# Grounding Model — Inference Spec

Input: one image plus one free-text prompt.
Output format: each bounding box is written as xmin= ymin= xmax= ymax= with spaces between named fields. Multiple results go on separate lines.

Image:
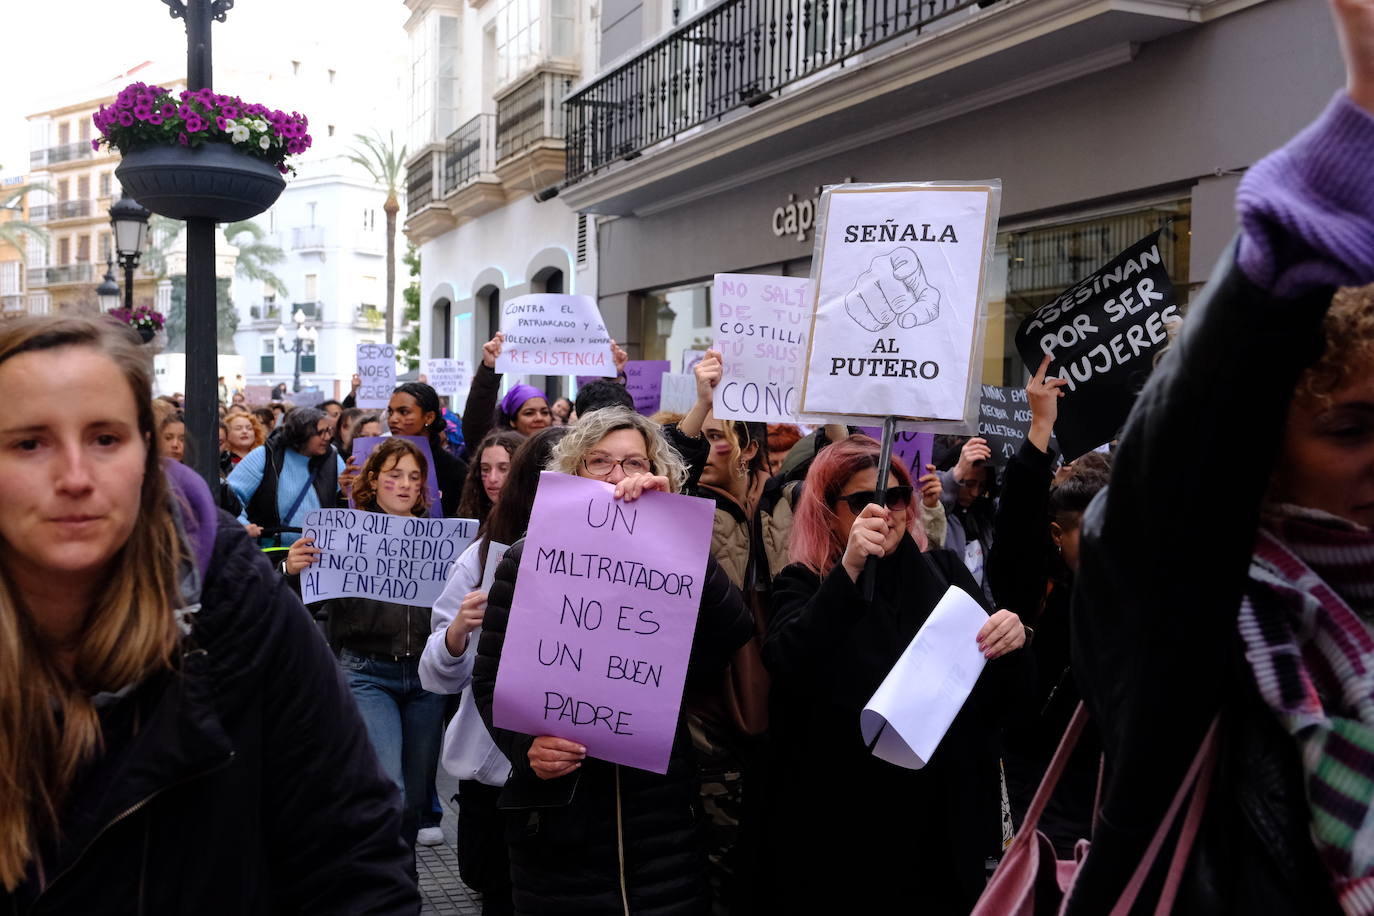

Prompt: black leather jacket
xmin=1065 ymin=244 xmax=1341 ymax=914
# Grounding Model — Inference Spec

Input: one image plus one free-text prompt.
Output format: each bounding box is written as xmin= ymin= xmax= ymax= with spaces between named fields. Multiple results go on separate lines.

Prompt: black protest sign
xmin=977 ymin=385 xmax=1059 ymax=461
xmin=1013 ymin=231 xmax=1178 ymax=460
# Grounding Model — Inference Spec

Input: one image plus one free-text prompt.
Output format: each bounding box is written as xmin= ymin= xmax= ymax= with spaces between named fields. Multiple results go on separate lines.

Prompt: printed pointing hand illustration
xmin=844 ymin=247 xmax=941 ymax=332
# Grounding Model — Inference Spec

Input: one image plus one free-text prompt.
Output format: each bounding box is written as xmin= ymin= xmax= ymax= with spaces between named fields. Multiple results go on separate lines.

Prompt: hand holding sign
xmin=286 ymin=535 xmax=322 ymax=575
xmin=842 ymin=503 xmax=895 ymax=583
xmin=845 ymin=247 xmax=941 ymax=332
xmin=693 ymin=349 xmax=722 ymax=405
xmin=529 ymin=736 xmax=586 ymax=780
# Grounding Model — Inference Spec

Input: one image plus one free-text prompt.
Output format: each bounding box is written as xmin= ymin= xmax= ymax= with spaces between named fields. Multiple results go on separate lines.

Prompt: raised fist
xmin=844 ymin=247 xmax=941 ymax=332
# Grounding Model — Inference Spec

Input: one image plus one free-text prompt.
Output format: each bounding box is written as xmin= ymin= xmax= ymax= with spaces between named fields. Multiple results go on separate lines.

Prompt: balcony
xmin=1 ymin=294 xmax=24 ymax=314
xmin=31 ymin=199 xmax=94 ymax=223
xmin=250 ymin=303 xmax=281 ymax=321
xmin=355 ymin=303 xmax=383 ymax=327
xmin=442 ymin=114 xmax=504 ymax=222
xmin=291 ymin=226 xmax=329 ymax=251
xmin=560 ymin=0 xmax=1247 ymax=215
xmin=292 ymin=301 xmax=321 ymax=320
xmin=29 ymin=263 xmax=95 ymax=286
xmin=31 ymin=141 xmax=95 ymax=170
xmin=495 ymin=68 xmax=576 ymax=192
xmin=404 ymin=147 xmax=458 ymax=243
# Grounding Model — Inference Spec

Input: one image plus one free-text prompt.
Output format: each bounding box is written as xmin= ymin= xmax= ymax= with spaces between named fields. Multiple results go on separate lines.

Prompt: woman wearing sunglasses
xmin=471 ymin=407 xmax=752 ymax=916
xmin=762 ymin=434 xmax=1028 ymax=913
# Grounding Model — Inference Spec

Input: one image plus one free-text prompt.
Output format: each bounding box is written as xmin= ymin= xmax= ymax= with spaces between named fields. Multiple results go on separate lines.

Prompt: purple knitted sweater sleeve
xmin=1236 ymin=92 xmax=1374 ymax=297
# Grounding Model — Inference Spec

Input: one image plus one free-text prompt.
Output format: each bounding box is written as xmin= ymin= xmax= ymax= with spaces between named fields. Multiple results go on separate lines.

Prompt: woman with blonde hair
xmin=219 ymin=409 xmax=267 ymax=474
xmin=0 ymin=315 xmax=415 ymax=912
xmin=471 ymin=406 xmax=752 ymax=915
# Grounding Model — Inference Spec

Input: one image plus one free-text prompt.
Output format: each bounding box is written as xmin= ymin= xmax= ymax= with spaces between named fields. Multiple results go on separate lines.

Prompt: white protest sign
xmin=860 ymin=586 xmax=988 ymax=769
xmin=658 ymin=372 xmax=698 ymax=414
xmin=713 ymin=273 xmax=808 ymax=423
xmin=300 ymin=508 xmax=479 ymax=606
xmin=357 ymin=343 xmax=397 ymax=409
xmin=480 ymin=542 xmax=510 ymax=593
xmin=800 ymin=183 xmax=1000 ymax=426
xmin=496 ymin=294 xmax=616 ymax=377
xmin=681 ymin=349 xmax=708 ymax=374
xmin=425 ymin=358 xmax=469 ymax=397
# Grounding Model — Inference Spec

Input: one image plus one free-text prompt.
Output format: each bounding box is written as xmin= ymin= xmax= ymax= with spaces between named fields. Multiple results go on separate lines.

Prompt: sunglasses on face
xmin=836 ymin=485 xmax=914 ymax=514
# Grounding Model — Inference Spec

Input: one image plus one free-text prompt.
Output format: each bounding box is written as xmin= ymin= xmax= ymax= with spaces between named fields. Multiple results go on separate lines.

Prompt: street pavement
xmin=418 ymin=767 xmax=484 ymax=916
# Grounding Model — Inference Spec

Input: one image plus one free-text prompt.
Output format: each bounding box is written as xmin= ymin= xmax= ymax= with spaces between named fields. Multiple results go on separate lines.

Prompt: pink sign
xmin=349 ymin=435 xmax=445 ymax=518
xmin=493 ymin=472 xmax=714 ymax=774
xmin=858 ymin=428 xmax=937 ymax=476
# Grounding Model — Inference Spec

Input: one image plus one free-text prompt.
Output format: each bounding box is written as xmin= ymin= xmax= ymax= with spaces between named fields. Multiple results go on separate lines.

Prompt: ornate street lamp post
xmin=109 ymin=194 xmax=150 ymax=311
xmin=275 ymin=309 xmax=318 ymax=393
xmin=96 ymin=258 xmax=120 ymax=312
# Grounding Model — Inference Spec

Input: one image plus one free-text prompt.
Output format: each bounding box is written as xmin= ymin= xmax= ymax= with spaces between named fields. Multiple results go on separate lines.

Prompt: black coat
xmin=1065 ymin=244 xmax=1341 ymax=915
xmin=988 ymin=439 xmax=1099 ymax=855
xmin=762 ymin=538 xmax=1030 ymax=914
xmin=4 ymin=512 xmax=418 ymax=915
xmin=472 ymin=539 xmax=752 ymax=916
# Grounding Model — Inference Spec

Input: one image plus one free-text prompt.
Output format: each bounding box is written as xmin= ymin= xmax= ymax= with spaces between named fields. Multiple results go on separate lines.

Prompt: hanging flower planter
xmin=108 ymin=305 xmax=165 ymax=344
xmin=95 ymin=82 xmax=312 ymax=223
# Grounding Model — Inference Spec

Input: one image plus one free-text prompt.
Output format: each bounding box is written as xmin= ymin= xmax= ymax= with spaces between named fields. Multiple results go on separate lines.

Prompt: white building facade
xmin=405 ymin=0 xmax=599 ymax=403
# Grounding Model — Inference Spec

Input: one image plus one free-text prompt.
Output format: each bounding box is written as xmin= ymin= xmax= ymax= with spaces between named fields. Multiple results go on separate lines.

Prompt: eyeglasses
xmin=582 ymin=454 xmax=652 ymax=478
xmin=313 ymin=427 xmax=334 ymax=439
xmin=836 ymin=485 xmax=914 ymax=514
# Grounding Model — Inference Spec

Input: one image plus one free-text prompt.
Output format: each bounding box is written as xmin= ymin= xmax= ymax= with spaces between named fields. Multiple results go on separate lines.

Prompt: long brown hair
xmin=351 ymin=437 xmax=431 ymax=516
xmin=0 ymin=316 xmax=183 ymax=891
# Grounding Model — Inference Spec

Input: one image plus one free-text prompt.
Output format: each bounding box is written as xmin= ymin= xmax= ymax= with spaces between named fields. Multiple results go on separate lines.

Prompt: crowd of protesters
xmin=1 ymin=3 xmax=1372 ymax=913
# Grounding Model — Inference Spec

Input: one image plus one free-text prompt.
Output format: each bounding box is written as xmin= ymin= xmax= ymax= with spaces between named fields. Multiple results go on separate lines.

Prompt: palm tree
xmin=223 ymin=221 xmax=288 ymax=299
xmin=0 ymin=183 xmax=51 ymax=263
xmin=346 ymin=130 xmax=406 ymax=345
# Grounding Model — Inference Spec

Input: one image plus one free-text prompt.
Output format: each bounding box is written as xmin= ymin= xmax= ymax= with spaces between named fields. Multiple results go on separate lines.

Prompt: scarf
xmin=1239 ymin=504 xmax=1374 ymax=913
xmin=499 ymin=384 xmax=544 ymax=422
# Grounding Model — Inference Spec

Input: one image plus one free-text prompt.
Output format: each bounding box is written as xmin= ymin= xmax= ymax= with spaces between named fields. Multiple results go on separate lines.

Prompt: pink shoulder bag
xmin=972 ymin=703 xmax=1220 ymax=916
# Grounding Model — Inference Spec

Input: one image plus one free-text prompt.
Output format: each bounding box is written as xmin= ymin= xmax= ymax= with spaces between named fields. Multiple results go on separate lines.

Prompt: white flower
xmin=231 ymin=125 xmax=251 ymax=144
xmin=223 ymin=118 xmax=237 ymax=131
xmin=259 ymin=135 xmax=271 ymax=150
xmin=252 ymin=119 xmax=268 ymax=133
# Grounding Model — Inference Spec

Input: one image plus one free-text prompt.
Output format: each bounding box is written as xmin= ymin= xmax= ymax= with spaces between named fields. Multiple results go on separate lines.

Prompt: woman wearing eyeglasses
xmin=762 ymin=434 xmax=1029 ymax=914
xmin=227 ymin=406 xmax=344 ymax=547
xmin=471 ymin=407 xmax=752 ymax=916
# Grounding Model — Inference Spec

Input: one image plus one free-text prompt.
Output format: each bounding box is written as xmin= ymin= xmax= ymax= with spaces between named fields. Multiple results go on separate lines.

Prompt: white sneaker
xmin=416 ymin=826 xmax=444 ymax=847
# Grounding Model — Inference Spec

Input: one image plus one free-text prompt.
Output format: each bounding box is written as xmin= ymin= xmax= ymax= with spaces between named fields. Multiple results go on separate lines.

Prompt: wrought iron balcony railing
xmin=30 ymin=141 xmax=96 ymax=169
xmin=565 ymin=0 xmax=984 ymax=183
xmin=444 ymin=114 xmax=496 ymax=193
xmin=497 ymin=70 xmax=574 ymax=164
xmin=32 ymin=199 xmax=93 ymax=222
xmin=407 ymin=152 xmax=435 ymax=215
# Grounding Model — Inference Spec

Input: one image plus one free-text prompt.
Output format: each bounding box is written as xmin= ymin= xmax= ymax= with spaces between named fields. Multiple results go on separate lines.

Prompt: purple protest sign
xmin=493 ymin=472 xmax=714 ymax=774
xmin=349 ymin=435 xmax=445 ymax=518
xmin=858 ymin=428 xmax=936 ymax=475
xmin=624 ymin=360 xmax=671 ymax=415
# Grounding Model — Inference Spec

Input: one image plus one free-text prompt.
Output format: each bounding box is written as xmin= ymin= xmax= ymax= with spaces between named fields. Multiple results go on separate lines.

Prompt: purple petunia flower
xmin=185 ymin=114 xmax=206 ymax=132
xmin=133 ymin=105 xmax=152 ymax=120
xmin=117 ymin=111 xmax=134 ymax=127
xmin=91 ymin=139 xmax=101 ymax=151
xmin=300 ymin=134 xmax=312 ymax=148
xmin=221 ymin=104 xmax=239 ymax=119
xmin=178 ymin=132 xmax=189 ymax=146
xmin=215 ymin=116 xmax=227 ymax=131
xmin=148 ymin=114 xmax=164 ymax=126
xmin=180 ymin=90 xmax=192 ymax=101
xmin=161 ymin=103 xmax=177 ymax=117
xmin=178 ymin=104 xmax=193 ymax=120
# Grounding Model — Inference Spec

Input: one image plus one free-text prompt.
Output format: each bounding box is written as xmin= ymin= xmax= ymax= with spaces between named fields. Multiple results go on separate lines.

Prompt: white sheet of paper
xmin=712 ymin=273 xmax=809 ymax=424
xmin=658 ymin=372 xmax=698 ymax=414
xmin=860 ymin=585 xmax=988 ymax=769
xmin=496 ymin=294 xmax=615 ymax=377
xmin=801 ymin=184 xmax=996 ymax=423
xmin=480 ymin=542 xmax=510 ymax=593
xmin=425 ymin=358 xmax=468 ymax=396
xmin=357 ymin=343 xmax=396 ymax=409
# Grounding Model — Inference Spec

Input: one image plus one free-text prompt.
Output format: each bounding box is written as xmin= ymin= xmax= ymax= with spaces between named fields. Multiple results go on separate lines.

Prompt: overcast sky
xmin=0 ymin=0 xmax=409 ymax=179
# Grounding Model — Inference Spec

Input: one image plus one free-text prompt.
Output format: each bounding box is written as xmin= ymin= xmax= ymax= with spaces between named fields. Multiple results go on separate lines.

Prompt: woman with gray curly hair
xmin=471 ymin=406 xmax=752 ymax=916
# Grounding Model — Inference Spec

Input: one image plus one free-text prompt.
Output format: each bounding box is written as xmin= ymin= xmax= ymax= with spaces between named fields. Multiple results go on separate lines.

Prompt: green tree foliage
xmin=397 ymin=244 xmax=421 ymax=370
xmin=346 ymin=130 xmax=406 ymax=345
xmin=164 ymin=276 xmax=237 ymax=354
xmin=0 ymin=183 xmax=50 ymax=262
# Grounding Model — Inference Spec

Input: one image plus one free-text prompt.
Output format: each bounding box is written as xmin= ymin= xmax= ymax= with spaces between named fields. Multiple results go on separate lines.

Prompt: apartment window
xmin=57 ymin=179 xmax=69 ymax=202
xmin=57 ymin=237 xmax=70 ymax=265
xmin=436 ymin=15 xmax=460 ymax=136
xmin=304 ymin=274 xmax=318 ymax=302
xmin=79 ymin=119 xmax=90 ymax=142
xmin=260 ymin=338 xmax=275 ymax=374
xmin=0 ymin=262 xmax=20 ymax=296
xmin=99 ymin=232 xmax=112 ymax=262
xmin=360 ymin=275 xmax=379 ymax=305
xmin=58 ymin=122 xmax=70 ymax=146
xmin=301 ymin=338 xmax=317 ymax=374
xmin=496 ymin=0 xmax=541 ymax=86
xmin=363 ymin=209 xmax=375 ymax=231
xmin=263 ymin=281 xmax=277 ymax=307
xmin=76 ymin=235 xmax=90 ymax=263
xmin=99 ymin=172 xmax=112 ymax=198
xmin=408 ymin=13 xmax=463 ymax=149
xmin=77 ymin=175 xmax=90 ymax=200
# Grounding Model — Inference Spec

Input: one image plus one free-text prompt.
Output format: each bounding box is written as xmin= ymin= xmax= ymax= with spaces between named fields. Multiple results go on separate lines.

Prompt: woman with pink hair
xmin=762 ymin=434 xmax=1029 ymax=913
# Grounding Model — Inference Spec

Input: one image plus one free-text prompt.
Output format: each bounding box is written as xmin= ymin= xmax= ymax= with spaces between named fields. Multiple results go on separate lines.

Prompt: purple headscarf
xmin=500 ymin=384 xmax=546 ymax=422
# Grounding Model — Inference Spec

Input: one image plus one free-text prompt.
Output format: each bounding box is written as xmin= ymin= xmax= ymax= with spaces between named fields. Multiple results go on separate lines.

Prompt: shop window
xmin=986 ymin=200 xmax=1192 ymax=386
xmin=640 ymin=281 xmax=713 ymax=364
